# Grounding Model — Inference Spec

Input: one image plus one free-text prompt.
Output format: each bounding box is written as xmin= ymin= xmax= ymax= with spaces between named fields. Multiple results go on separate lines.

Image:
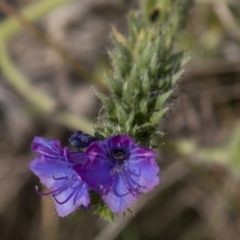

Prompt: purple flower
xmin=80 ymin=135 xmax=160 ymax=213
xmin=29 ymin=137 xmax=90 ymax=217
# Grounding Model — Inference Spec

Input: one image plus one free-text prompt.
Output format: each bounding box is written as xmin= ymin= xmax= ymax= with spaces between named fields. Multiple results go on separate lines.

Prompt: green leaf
xmin=155 ymin=90 xmax=173 ymax=109
xmin=139 ymin=43 xmax=153 ymax=71
xmin=140 ymin=99 xmax=148 ymax=115
xmin=116 ymin=102 xmax=129 ymax=125
xmin=97 ymin=205 xmax=114 ymax=223
xmin=108 ymin=51 xmax=128 ymax=79
xmin=127 ymin=12 xmax=139 ymax=45
xmin=105 ymin=75 xmax=123 ymax=98
xmin=150 ymin=108 xmax=168 ymax=125
xmin=171 ymin=69 xmax=184 ymax=84
xmin=94 ymin=90 xmax=117 ymax=119
xmin=129 ymin=64 xmax=139 ymax=91
xmin=112 ymin=35 xmax=132 ymax=67
xmin=122 ymin=81 xmax=132 ymax=100
xmin=149 ymin=52 xmax=158 ymax=76
xmin=141 ymin=71 xmax=150 ymax=94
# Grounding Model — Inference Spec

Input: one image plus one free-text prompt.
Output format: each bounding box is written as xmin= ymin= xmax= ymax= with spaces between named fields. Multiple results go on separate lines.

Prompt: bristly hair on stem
xmin=94 ymin=0 xmax=193 ymax=147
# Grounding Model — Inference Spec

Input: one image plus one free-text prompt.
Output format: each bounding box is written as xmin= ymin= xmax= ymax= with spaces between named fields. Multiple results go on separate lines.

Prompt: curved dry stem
xmin=0 ymin=0 xmax=73 ymax=41
xmin=213 ymin=1 xmax=240 ymax=44
xmin=0 ymin=43 xmax=93 ymax=134
xmin=0 ymin=0 xmax=105 ymax=90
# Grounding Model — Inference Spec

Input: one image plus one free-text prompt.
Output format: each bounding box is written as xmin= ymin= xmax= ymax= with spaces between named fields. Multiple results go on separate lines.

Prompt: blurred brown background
xmin=0 ymin=0 xmax=240 ymax=240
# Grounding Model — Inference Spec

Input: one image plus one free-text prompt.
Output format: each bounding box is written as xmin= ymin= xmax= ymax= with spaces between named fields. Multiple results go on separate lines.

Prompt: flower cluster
xmin=29 ymin=132 xmax=160 ymax=217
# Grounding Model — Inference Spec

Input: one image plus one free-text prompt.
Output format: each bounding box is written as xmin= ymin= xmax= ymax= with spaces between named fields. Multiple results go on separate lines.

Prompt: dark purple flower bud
xmin=69 ymin=131 xmax=97 ymax=149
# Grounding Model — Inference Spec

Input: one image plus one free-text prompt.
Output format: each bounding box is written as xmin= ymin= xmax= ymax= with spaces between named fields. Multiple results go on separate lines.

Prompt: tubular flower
xmin=29 ymin=137 xmax=90 ymax=217
xmin=81 ymin=135 xmax=160 ymax=213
